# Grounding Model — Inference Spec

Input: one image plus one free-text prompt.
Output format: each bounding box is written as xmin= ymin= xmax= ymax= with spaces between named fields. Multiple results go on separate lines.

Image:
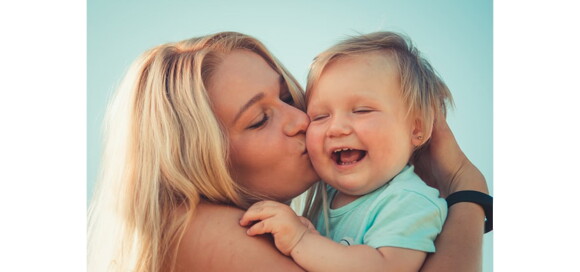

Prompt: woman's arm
xmin=175 ymin=201 xmax=305 ymax=272
xmin=413 ymin=113 xmax=489 ymax=272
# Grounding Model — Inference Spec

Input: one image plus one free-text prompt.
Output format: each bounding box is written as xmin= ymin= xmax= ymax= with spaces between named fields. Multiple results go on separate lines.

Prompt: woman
xmin=88 ymin=32 xmax=489 ymax=272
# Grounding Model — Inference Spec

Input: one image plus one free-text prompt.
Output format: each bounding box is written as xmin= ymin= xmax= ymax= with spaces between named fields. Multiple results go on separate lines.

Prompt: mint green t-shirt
xmin=315 ymin=165 xmax=447 ymax=252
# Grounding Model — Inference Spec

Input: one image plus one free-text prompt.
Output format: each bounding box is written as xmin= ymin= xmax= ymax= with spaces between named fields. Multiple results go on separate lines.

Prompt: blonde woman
xmin=88 ymin=32 xmax=489 ymax=271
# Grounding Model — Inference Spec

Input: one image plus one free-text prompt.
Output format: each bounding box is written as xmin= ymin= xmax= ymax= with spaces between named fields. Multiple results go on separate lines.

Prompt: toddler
xmin=241 ymin=31 xmax=452 ymax=272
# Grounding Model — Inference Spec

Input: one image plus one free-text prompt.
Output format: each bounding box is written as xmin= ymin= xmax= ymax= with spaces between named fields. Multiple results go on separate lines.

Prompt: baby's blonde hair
xmin=303 ymin=31 xmax=453 ymax=229
xmin=306 ymin=31 xmax=453 ymax=141
xmin=88 ymin=32 xmax=306 ymax=272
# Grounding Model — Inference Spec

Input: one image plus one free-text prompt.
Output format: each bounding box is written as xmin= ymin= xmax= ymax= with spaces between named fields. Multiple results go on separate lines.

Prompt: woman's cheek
xmin=228 ymin=135 xmax=265 ymax=172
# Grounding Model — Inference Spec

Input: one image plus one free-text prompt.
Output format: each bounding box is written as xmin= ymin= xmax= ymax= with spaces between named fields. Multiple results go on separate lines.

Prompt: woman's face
xmin=207 ymin=49 xmax=319 ymax=202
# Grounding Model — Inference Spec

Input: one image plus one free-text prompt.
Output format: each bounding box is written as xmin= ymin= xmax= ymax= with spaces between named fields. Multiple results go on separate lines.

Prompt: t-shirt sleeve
xmin=363 ymin=189 xmax=447 ymax=252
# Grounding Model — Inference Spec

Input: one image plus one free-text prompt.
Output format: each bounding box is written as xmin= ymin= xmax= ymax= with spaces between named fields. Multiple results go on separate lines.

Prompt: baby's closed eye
xmin=353 ymin=107 xmax=375 ymax=114
xmin=309 ymin=113 xmax=329 ymax=122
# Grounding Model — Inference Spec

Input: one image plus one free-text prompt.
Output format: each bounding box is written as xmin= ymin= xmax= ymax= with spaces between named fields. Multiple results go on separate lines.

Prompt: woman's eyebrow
xmin=233 ymin=92 xmax=265 ymax=123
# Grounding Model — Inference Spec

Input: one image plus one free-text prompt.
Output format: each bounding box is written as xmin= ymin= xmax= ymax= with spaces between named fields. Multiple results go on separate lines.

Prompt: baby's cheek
xmin=306 ymin=125 xmax=323 ymax=146
xmin=306 ymin=129 xmax=324 ymax=161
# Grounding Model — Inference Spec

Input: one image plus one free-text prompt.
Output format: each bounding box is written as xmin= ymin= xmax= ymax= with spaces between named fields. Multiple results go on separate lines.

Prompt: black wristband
xmin=446 ymin=190 xmax=493 ymax=233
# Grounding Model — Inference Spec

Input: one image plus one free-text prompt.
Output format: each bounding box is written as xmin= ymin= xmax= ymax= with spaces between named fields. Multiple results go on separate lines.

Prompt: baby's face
xmin=306 ymin=52 xmax=416 ymax=196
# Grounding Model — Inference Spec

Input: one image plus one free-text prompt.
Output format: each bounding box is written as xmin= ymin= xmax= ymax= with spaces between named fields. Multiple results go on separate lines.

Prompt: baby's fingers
xmin=246 ymin=219 xmax=274 ymax=236
xmin=239 ymin=200 xmax=278 ymax=226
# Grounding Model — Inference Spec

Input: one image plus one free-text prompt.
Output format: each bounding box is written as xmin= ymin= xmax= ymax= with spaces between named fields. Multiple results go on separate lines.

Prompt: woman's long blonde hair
xmin=88 ymin=32 xmax=306 ymax=272
xmin=302 ymin=31 xmax=454 ymax=230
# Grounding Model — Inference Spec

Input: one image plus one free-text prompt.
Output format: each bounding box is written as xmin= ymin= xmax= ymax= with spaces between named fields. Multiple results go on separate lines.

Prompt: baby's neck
xmin=331 ymin=192 xmax=361 ymax=209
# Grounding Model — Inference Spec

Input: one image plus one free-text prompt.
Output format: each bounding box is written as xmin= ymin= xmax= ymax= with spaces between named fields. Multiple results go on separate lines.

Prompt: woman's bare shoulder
xmin=175 ymin=201 xmax=304 ymax=272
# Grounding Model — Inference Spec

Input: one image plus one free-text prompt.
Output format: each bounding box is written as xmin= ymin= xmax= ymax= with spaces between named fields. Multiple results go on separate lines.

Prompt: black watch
xmin=446 ymin=190 xmax=493 ymax=233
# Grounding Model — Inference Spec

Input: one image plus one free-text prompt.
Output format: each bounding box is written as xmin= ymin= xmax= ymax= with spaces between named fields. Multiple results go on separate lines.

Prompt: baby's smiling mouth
xmin=331 ymin=148 xmax=367 ymax=165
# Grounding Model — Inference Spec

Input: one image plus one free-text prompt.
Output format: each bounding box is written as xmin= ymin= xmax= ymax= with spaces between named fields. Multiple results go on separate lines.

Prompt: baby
xmin=241 ymin=31 xmax=452 ymax=272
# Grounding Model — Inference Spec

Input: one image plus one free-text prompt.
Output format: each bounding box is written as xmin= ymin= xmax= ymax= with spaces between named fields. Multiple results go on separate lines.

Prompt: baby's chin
xmin=324 ymin=178 xmax=371 ymax=196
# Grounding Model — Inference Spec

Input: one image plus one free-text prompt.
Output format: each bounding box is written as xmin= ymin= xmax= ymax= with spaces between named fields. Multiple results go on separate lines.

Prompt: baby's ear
xmin=411 ymin=117 xmax=432 ymax=147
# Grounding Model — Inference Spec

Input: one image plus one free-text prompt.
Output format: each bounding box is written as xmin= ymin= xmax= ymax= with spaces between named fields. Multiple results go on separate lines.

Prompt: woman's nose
xmin=283 ymin=105 xmax=309 ymax=136
xmin=326 ymin=115 xmax=352 ymax=138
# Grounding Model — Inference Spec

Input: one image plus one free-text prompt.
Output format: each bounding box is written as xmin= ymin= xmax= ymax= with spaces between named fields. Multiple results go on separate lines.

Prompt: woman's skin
xmin=175 ymin=49 xmax=488 ymax=271
xmin=413 ymin=109 xmax=488 ymax=271
xmin=176 ymin=50 xmax=317 ymax=272
xmin=206 ymin=50 xmax=319 ymax=203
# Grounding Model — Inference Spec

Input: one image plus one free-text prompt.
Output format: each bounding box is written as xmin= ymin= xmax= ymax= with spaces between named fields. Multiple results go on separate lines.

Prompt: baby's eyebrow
xmin=233 ymin=92 xmax=265 ymax=124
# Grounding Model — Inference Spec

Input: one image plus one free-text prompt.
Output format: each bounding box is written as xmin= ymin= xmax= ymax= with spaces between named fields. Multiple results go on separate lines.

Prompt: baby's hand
xmin=298 ymin=216 xmax=319 ymax=235
xmin=240 ymin=200 xmax=311 ymax=256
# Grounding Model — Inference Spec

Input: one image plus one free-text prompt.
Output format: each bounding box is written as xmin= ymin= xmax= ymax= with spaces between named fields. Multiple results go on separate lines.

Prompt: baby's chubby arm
xmin=240 ymin=201 xmax=425 ymax=272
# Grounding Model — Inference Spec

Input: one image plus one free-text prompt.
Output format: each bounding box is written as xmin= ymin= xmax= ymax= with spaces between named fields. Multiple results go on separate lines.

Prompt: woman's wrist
xmin=446 ymin=190 xmax=493 ymax=233
xmin=445 ymin=159 xmax=488 ymax=197
xmin=441 ymin=156 xmax=493 ymax=233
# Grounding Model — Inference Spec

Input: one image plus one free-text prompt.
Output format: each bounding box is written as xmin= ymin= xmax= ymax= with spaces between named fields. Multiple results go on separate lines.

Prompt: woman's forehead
xmin=206 ymin=50 xmax=281 ymax=124
xmin=210 ymin=50 xmax=279 ymax=93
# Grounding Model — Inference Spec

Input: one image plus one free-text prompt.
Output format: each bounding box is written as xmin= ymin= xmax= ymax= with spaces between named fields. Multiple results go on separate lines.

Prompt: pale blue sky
xmin=88 ymin=0 xmax=492 ymax=270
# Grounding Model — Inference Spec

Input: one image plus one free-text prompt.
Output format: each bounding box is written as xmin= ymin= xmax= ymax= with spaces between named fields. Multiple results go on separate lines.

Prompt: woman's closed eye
xmin=247 ymin=113 xmax=269 ymax=129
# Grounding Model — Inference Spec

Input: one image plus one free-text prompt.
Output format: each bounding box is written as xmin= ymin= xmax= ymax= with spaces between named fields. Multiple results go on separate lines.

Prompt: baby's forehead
xmin=351 ymin=49 xmax=396 ymax=60
xmin=314 ymin=54 xmax=403 ymax=94
xmin=332 ymin=51 xmax=399 ymax=72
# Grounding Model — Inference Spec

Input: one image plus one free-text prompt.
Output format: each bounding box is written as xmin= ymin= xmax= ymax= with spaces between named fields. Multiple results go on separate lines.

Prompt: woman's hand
xmin=413 ymin=110 xmax=489 ymax=272
xmin=412 ymin=111 xmax=488 ymax=197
